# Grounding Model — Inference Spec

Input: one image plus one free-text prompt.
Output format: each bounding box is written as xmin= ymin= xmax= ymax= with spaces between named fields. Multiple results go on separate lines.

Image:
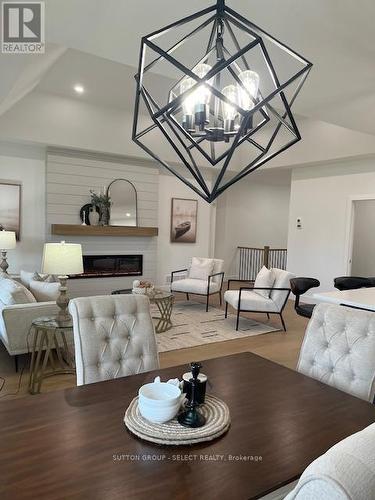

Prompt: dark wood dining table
xmin=1 ymin=352 xmax=375 ymax=500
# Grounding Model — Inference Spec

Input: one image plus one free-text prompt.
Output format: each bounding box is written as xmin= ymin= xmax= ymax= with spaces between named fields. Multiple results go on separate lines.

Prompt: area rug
xmin=152 ymin=301 xmax=280 ymax=353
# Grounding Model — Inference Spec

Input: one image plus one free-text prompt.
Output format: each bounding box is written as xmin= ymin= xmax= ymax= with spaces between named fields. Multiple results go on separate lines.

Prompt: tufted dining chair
xmin=69 ymin=295 xmax=159 ymax=386
xmin=297 ymin=303 xmax=375 ymax=402
xmin=284 ymin=422 xmax=375 ymax=499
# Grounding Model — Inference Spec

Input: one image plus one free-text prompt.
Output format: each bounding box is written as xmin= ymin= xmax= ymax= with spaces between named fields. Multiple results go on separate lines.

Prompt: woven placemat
xmin=124 ymin=394 xmax=230 ymax=445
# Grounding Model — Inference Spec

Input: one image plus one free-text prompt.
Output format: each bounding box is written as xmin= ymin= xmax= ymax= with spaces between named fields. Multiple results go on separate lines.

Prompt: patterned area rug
xmin=152 ymin=301 xmax=280 ymax=353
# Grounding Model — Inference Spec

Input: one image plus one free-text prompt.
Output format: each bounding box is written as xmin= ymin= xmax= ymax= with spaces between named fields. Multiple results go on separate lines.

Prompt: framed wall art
xmin=0 ymin=182 xmax=21 ymax=240
xmin=170 ymin=198 xmax=198 ymax=243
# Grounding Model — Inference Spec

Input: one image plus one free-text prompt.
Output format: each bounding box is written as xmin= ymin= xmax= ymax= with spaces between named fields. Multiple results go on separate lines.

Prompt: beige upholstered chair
xmin=224 ymin=268 xmax=294 ymax=331
xmin=284 ymin=423 xmax=375 ymax=499
xmin=171 ymin=257 xmax=224 ymax=312
xmin=69 ymin=295 xmax=159 ymax=386
xmin=297 ymin=303 xmax=375 ymax=402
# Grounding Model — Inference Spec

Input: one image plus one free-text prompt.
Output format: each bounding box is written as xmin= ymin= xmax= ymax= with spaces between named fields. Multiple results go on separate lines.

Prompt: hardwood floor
xmin=0 ymin=294 xmax=308 ymax=401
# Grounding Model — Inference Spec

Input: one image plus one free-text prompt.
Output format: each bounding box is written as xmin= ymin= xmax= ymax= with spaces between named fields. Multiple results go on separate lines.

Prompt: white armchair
xmin=297 ymin=303 xmax=375 ymax=402
xmin=224 ymin=268 xmax=295 ymax=331
xmin=69 ymin=294 xmax=159 ymax=386
xmin=170 ymin=257 xmax=224 ymax=312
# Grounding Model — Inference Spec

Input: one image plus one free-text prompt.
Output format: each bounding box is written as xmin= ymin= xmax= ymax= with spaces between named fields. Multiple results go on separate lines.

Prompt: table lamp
xmin=42 ymin=241 xmax=83 ymax=325
xmin=0 ymin=230 xmax=16 ymax=274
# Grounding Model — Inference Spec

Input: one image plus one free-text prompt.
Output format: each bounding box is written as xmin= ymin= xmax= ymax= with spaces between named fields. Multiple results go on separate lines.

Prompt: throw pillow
xmin=29 ymin=280 xmax=60 ymax=302
xmin=189 ymin=257 xmax=214 ymax=281
xmin=253 ymin=266 xmax=275 ymax=299
xmin=20 ymin=270 xmax=36 ymax=288
xmin=0 ymin=276 xmax=37 ymax=305
xmin=32 ymin=272 xmax=57 ymax=283
xmin=20 ymin=270 xmax=57 ymax=288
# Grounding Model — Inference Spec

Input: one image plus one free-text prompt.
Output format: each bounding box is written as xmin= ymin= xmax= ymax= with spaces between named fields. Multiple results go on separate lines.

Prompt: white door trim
xmin=344 ymin=194 xmax=375 ymax=275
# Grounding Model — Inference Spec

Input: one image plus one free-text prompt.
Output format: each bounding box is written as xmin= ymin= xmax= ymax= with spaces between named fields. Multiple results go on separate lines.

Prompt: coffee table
xmin=1 ymin=352 xmax=375 ymax=499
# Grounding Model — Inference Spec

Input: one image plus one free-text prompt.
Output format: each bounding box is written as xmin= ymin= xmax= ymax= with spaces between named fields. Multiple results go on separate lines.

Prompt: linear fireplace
xmin=70 ymin=254 xmax=143 ymax=279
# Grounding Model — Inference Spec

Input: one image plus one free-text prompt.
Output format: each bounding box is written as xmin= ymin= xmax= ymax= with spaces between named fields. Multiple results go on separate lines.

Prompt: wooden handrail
xmin=237 ymin=246 xmax=287 ymax=251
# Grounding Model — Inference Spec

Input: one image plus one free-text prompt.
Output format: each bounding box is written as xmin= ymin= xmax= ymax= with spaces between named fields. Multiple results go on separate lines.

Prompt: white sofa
xmin=0 ymin=272 xmax=58 ymax=369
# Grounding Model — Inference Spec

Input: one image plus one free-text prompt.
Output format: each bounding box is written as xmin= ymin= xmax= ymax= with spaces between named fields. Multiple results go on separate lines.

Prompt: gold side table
xmin=148 ymin=291 xmax=174 ymax=333
xmin=28 ymin=317 xmax=75 ymax=395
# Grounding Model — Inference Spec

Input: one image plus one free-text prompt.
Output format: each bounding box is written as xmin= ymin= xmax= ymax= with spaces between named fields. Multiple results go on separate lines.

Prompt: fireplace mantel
xmin=51 ymin=224 xmax=158 ymax=237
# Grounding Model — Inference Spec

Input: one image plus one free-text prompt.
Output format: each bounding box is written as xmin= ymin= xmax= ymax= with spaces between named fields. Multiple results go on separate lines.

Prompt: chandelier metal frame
xmin=132 ymin=0 xmax=312 ymax=203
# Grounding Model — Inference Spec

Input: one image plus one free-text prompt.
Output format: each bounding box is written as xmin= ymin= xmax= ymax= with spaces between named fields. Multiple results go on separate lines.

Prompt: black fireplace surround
xmin=70 ymin=255 xmax=143 ymax=279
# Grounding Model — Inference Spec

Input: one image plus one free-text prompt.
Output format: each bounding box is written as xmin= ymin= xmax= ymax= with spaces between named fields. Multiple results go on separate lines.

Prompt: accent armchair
xmin=224 ymin=268 xmax=294 ymax=331
xmin=170 ymin=258 xmax=224 ymax=312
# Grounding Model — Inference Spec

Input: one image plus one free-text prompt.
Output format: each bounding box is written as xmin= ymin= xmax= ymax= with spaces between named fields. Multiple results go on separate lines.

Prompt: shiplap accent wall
xmin=46 ymin=151 xmax=159 ymax=297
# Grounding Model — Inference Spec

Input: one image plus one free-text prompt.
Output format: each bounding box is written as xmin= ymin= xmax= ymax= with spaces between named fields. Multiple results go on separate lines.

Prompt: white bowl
xmin=138 ymin=382 xmax=183 ymax=423
xmin=139 ymin=400 xmax=180 ymax=423
xmin=139 ymin=382 xmax=181 ymax=406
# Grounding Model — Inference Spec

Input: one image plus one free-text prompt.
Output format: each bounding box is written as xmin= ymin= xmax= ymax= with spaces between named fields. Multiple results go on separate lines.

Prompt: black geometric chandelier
xmin=133 ymin=0 xmax=312 ymax=202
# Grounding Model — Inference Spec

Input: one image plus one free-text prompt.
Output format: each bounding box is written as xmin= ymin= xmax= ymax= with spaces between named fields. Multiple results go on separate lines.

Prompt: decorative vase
xmin=89 ymin=207 xmax=100 ymax=226
xmin=100 ymin=205 xmax=110 ymax=226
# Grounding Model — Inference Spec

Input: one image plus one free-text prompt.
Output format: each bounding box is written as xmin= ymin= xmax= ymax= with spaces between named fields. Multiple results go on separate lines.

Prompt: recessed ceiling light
xmin=74 ymin=84 xmax=84 ymax=94
xmin=126 ymin=213 xmax=131 ymax=217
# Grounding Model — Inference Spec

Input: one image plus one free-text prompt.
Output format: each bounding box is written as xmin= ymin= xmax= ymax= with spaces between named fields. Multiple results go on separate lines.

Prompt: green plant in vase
xmin=90 ymin=189 xmax=112 ymax=226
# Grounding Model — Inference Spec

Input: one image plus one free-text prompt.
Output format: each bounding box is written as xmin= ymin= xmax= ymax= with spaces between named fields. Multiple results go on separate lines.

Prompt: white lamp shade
xmin=42 ymin=241 xmax=83 ymax=276
xmin=0 ymin=231 xmax=16 ymax=250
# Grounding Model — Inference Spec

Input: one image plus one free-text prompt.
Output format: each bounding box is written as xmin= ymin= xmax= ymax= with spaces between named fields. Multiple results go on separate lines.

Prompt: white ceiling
xmin=36 ymin=49 xmax=173 ymax=111
xmin=0 ymin=0 xmax=374 ymax=136
xmin=42 ymin=0 xmax=375 ymax=135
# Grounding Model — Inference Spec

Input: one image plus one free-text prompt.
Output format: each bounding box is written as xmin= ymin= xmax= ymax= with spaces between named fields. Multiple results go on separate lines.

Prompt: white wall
xmin=287 ymin=157 xmax=375 ymax=293
xmin=0 ymin=143 xmax=216 ymax=295
xmin=0 ymin=142 xmax=46 ymax=274
xmin=2 ymin=91 xmax=375 ymax=175
xmin=46 ymin=152 xmax=159 ymax=296
xmin=351 ymin=200 xmax=375 ymax=276
xmin=265 ymin=116 xmax=375 ymax=169
xmin=215 ymin=176 xmax=291 ymax=277
xmin=157 ymin=172 xmax=216 ymax=286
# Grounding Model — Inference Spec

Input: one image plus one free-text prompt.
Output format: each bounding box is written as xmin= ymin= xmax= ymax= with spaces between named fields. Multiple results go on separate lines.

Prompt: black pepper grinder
xmin=178 ymin=362 xmax=206 ymax=428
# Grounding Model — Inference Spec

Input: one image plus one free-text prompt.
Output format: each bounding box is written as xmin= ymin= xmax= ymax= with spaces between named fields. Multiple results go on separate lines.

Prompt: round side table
xmin=148 ymin=291 xmax=174 ymax=333
xmin=28 ymin=317 xmax=75 ymax=395
xmin=111 ymin=288 xmax=174 ymax=334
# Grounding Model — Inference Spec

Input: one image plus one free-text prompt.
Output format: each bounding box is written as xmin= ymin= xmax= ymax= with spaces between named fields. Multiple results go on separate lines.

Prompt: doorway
xmin=350 ymin=199 xmax=375 ymax=276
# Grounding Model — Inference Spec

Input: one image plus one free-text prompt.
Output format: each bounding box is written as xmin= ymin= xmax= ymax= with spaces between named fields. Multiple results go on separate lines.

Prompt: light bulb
xmin=193 ymin=63 xmax=212 ymax=106
xmin=179 ymin=63 xmax=212 ymax=132
xmin=180 ymin=77 xmax=196 ymax=132
xmin=193 ymin=63 xmax=212 ymax=129
xmin=222 ymin=85 xmax=238 ymax=134
xmin=180 ymin=77 xmax=195 ymax=115
xmin=222 ymin=85 xmax=238 ymax=121
xmin=238 ymin=70 xmax=259 ymax=110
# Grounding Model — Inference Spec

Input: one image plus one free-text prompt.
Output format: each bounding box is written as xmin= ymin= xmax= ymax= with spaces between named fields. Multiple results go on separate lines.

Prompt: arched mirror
xmin=107 ymin=179 xmax=138 ymax=227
